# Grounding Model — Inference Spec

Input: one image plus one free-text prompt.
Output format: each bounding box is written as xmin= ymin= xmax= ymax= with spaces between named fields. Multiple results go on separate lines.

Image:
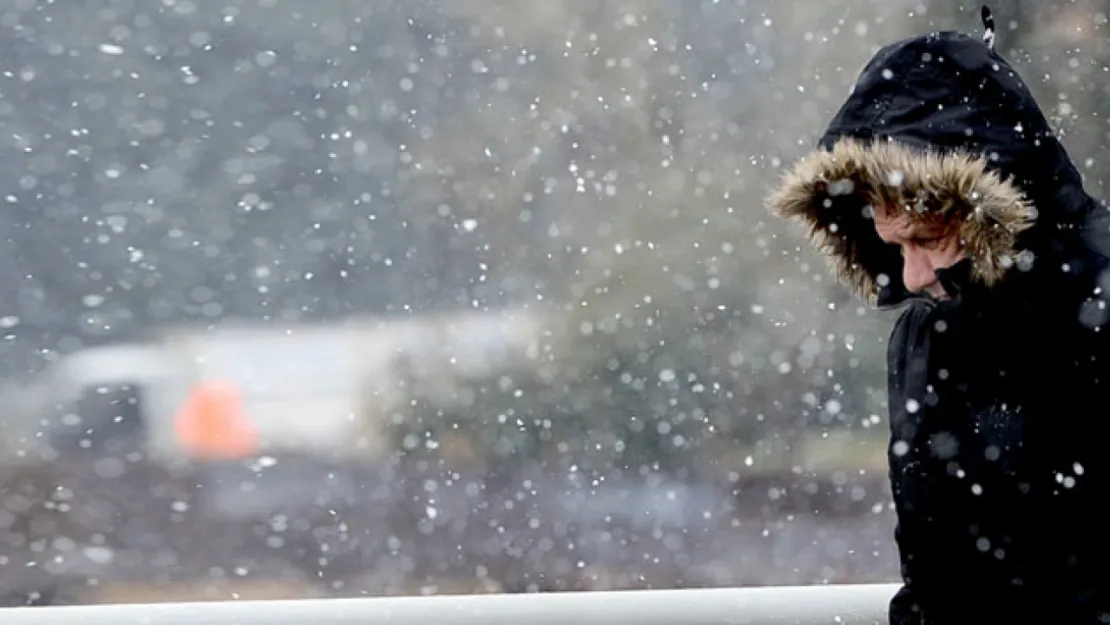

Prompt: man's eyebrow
xmin=908 ymin=221 xmax=950 ymax=238
xmin=911 ymin=229 xmax=943 ymax=239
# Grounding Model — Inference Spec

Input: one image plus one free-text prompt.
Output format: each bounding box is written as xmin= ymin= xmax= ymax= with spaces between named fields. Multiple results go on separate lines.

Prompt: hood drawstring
xmin=981 ymin=6 xmax=996 ymax=51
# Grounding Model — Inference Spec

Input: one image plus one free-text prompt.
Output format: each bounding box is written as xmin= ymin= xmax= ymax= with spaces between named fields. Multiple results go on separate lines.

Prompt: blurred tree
xmin=0 ymin=0 xmax=958 ymax=474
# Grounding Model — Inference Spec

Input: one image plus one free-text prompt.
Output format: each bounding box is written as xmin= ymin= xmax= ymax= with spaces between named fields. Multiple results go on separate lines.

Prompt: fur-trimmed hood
xmin=768 ymin=137 xmax=1035 ymax=305
xmin=766 ymin=30 xmax=1094 ymax=307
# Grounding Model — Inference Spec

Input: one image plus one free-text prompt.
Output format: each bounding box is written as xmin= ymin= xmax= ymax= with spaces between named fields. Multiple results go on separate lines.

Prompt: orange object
xmin=173 ymin=379 xmax=259 ymax=460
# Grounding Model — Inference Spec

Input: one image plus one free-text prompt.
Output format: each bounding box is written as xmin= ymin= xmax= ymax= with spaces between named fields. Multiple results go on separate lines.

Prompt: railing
xmin=0 ymin=583 xmax=899 ymax=624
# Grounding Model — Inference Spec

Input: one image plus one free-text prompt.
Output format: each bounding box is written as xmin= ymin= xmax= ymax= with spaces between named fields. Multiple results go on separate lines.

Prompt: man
xmin=767 ymin=8 xmax=1110 ymax=624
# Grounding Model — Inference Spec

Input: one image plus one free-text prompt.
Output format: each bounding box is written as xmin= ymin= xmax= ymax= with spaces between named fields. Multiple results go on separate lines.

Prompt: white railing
xmin=0 ymin=583 xmax=899 ymax=624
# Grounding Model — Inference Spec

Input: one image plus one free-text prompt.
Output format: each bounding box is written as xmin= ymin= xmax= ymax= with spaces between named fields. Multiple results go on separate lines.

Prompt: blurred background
xmin=0 ymin=0 xmax=1106 ymax=607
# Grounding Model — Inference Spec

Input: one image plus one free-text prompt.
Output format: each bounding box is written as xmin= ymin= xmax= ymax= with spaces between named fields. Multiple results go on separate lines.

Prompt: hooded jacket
xmin=767 ymin=24 xmax=1110 ymax=625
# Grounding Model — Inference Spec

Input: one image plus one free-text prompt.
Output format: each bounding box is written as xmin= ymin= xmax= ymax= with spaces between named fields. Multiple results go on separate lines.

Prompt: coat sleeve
xmin=887 ymin=461 xmax=929 ymax=625
xmin=1056 ymin=383 xmax=1110 ymax=621
xmin=889 ymin=573 xmax=924 ymax=625
xmin=885 ymin=307 xmax=933 ymax=625
xmin=1043 ymin=257 xmax=1110 ymax=621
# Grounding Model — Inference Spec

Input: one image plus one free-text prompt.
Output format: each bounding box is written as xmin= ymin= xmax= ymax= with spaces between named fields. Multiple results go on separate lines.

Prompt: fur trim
xmin=766 ymin=137 xmax=1036 ymax=305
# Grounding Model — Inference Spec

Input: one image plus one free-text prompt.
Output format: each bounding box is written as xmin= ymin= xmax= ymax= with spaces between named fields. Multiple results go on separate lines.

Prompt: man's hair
xmin=864 ymin=185 xmax=965 ymax=223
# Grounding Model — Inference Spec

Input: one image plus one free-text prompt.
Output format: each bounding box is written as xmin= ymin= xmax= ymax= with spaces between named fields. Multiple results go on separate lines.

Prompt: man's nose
xmin=902 ymin=249 xmax=937 ymax=294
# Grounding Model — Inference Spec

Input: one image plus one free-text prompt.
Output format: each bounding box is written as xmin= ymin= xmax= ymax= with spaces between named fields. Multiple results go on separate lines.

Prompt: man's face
xmin=873 ymin=208 xmax=963 ymax=299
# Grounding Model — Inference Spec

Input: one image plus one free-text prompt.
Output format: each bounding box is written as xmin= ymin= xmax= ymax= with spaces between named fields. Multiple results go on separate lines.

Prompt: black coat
xmin=768 ymin=29 xmax=1110 ymax=624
